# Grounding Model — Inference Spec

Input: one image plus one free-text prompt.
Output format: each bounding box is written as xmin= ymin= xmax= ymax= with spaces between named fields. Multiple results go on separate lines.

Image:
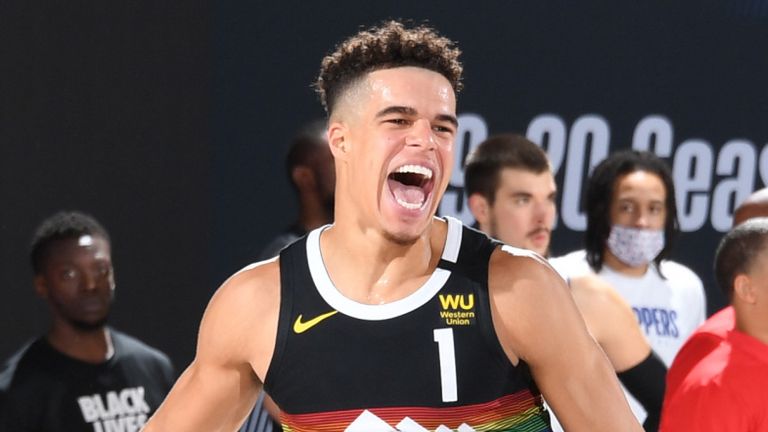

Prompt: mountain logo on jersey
xmin=293 ymin=310 xmax=339 ymax=334
xmin=345 ymin=409 xmax=477 ymax=432
xmin=438 ymin=294 xmax=475 ymax=326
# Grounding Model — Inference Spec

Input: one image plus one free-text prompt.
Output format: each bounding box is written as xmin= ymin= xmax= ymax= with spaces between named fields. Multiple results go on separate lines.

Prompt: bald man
xmin=734 ymin=188 xmax=768 ymax=226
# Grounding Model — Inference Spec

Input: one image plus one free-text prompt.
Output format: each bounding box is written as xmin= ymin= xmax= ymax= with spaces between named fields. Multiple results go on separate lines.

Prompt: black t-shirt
xmin=0 ymin=329 xmax=175 ymax=432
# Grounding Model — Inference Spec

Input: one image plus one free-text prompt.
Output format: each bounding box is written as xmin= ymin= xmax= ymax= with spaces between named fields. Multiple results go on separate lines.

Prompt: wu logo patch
xmin=438 ymin=294 xmax=475 ymax=326
xmin=439 ymin=294 xmax=474 ymax=310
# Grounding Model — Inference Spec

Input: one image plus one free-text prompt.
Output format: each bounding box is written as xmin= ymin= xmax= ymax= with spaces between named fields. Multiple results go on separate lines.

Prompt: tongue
xmin=389 ymin=180 xmax=426 ymax=206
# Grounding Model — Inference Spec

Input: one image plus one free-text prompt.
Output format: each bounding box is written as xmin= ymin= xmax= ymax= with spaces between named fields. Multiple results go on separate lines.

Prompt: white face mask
xmin=606 ymin=225 xmax=665 ymax=267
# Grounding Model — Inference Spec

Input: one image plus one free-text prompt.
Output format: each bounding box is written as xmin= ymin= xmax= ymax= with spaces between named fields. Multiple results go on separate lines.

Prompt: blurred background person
xmin=0 ymin=211 xmax=175 ymax=431
xmin=257 ymin=120 xmax=334 ymax=260
xmin=551 ymin=150 xmax=704 ymax=425
xmin=660 ymin=186 xmax=768 ymax=427
xmin=734 ymin=187 xmax=768 ymax=226
xmin=465 ymin=134 xmax=665 ymax=431
xmin=244 ymin=120 xmax=333 ymax=431
xmin=660 ymin=217 xmax=768 ymax=431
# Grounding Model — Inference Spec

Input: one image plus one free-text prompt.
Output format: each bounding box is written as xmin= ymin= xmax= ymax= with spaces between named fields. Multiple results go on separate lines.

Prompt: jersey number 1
xmin=433 ymin=328 xmax=458 ymax=402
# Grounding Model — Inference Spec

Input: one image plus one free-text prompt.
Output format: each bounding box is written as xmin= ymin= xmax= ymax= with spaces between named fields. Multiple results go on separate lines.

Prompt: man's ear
xmin=467 ymin=193 xmax=490 ymax=227
xmin=34 ymin=274 xmax=48 ymax=300
xmin=327 ymin=121 xmax=349 ymax=161
xmin=733 ymin=273 xmax=757 ymax=304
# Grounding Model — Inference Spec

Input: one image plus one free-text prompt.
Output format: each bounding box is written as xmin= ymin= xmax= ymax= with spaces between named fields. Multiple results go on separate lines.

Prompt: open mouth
xmin=386 ymin=164 xmax=435 ymax=210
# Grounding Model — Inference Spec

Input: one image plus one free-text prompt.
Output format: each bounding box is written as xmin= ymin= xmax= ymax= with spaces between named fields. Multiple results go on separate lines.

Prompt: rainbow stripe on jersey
xmin=280 ymin=390 xmax=551 ymax=432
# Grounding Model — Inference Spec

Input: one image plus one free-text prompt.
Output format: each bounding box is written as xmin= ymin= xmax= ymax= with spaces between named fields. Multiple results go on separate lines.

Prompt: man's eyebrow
xmin=375 ymin=106 xmax=417 ymax=118
xmin=435 ymin=114 xmax=458 ymax=128
xmin=375 ymin=106 xmax=459 ymax=128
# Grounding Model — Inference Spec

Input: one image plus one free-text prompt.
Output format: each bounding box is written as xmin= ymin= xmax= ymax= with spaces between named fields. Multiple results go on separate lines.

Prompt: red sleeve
xmin=661 ymin=381 xmax=746 ymax=432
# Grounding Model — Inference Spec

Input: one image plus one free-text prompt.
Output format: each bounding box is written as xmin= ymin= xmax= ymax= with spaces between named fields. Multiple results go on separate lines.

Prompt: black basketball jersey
xmin=264 ymin=217 xmax=552 ymax=432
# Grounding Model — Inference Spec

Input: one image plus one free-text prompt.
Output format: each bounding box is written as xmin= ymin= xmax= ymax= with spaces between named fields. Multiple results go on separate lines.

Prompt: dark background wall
xmin=2 ymin=1 xmax=766 ymax=371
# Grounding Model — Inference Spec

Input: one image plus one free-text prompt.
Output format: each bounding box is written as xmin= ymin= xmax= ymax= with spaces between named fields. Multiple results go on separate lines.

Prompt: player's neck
xmin=320 ymin=219 xmax=446 ymax=304
xmin=47 ymin=323 xmax=113 ymax=364
xmin=735 ymin=304 xmax=768 ymax=346
xmin=603 ymin=251 xmax=649 ymax=277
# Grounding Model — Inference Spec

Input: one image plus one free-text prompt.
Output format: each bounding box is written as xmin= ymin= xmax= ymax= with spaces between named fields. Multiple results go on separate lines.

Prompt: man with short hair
xmin=659 ymin=186 xmax=768 ymax=429
xmin=258 ymin=120 xmax=335 ymax=260
xmin=660 ymin=217 xmax=768 ymax=431
xmin=465 ymin=134 xmax=665 ymax=431
xmin=0 ymin=211 xmax=175 ymax=431
xmin=145 ymin=21 xmax=640 ymax=431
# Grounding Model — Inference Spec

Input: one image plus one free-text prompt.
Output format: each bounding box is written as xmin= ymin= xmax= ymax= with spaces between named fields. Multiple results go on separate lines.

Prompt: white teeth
xmin=395 ymin=197 xmax=424 ymax=210
xmin=395 ymin=164 xmax=433 ymax=179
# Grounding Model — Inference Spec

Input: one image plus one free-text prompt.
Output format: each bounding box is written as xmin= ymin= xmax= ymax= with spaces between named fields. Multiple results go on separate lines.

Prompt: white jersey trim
xmin=305 ymin=216 xmax=462 ymax=321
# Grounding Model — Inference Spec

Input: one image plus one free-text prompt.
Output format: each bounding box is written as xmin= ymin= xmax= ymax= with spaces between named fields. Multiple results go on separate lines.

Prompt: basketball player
xmin=144 ymin=21 xmax=640 ymax=431
xmin=464 ymin=134 xmax=665 ymax=431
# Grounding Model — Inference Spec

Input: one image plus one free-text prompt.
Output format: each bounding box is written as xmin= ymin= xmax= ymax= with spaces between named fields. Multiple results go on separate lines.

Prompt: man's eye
xmin=61 ymin=269 xmax=77 ymax=280
xmin=387 ymin=118 xmax=410 ymax=126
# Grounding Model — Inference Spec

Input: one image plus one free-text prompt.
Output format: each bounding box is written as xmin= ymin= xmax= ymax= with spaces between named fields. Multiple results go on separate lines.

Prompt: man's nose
xmin=634 ymin=210 xmax=651 ymax=228
xmin=404 ymin=119 xmax=436 ymax=149
xmin=81 ymin=271 xmax=98 ymax=291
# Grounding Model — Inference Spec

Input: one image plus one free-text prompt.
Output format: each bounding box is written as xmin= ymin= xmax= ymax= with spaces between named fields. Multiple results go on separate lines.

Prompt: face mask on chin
xmin=606 ymin=225 xmax=665 ymax=268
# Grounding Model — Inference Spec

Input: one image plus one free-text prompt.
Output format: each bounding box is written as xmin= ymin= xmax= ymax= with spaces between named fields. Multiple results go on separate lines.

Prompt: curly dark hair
xmin=584 ymin=150 xmax=679 ymax=275
xmin=315 ymin=20 xmax=463 ymax=115
xmin=30 ymin=211 xmax=110 ymax=275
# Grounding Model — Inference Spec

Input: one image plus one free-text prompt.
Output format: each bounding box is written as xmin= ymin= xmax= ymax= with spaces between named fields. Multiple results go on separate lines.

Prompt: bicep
xmin=147 ymin=359 xmax=260 ymax=431
xmin=490 ymin=253 xmax=640 ymax=431
xmin=593 ymin=292 xmax=651 ymax=373
xmin=145 ymin=269 xmax=276 ymax=431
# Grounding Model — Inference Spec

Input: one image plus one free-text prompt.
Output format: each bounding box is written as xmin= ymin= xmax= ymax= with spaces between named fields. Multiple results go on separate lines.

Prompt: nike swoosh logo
xmin=293 ymin=310 xmax=338 ymax=334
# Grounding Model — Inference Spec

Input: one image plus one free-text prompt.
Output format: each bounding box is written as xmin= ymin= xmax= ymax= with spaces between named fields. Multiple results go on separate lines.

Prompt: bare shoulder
xmin=210 ymin=258 xmax=281 ymax=313
xmin=488 ymin=246 xmax=578 ymax=364
xmin=569 ymin=274 xmax=650 ymax=371
xmin=569 ymin=273 xmax=631 ymax=314
xmin=197 ymin=258 xmax=281 ymax=379
xmin=489 ymin=245 xmax=561 ymax=288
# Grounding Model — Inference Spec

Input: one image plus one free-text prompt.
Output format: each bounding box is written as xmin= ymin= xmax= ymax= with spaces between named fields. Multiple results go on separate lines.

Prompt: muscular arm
xmin=489 ymin=247 xmax=642 ymax=432
xmin=571 ymin=275 xmax=667 ymax=431
xmin=570 ymin=274 xmax=651 ymax=372
xmin=143 ymin=261 xmax=280 ymax=432
xmin=571 ymin=274 xmax=665 ymax=431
